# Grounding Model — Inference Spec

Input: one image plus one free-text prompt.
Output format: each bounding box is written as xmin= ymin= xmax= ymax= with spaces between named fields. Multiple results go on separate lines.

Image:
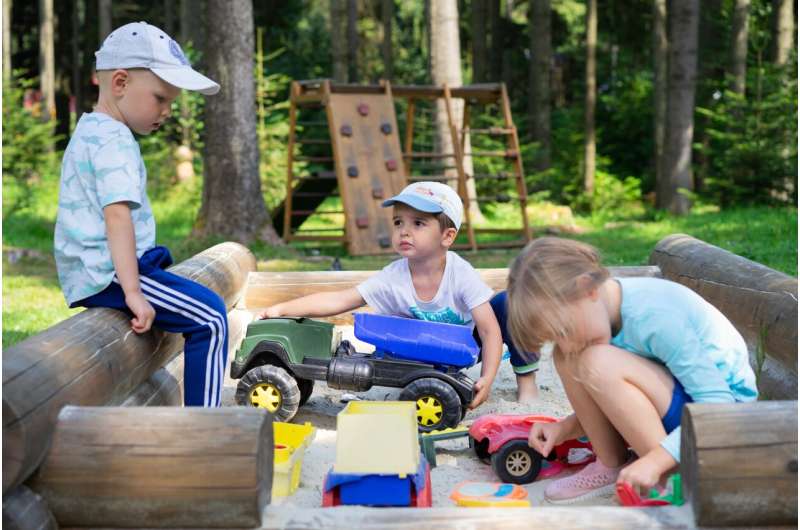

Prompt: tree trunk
xmin=430 ymin=0 xmax=481 ymax=222
xmin=179 ymin=0 xmax=204 ymax=54
xmin=528 ymin=0 xmax=551 ymax=172
xmin=657 ymin=0 xmax=699 ymax=214
xmin=330 ymin=0 xmax=347 ymax=82
xmin=730 ymin=0 xmax=750 ymax=95
xmin=347 ymin=0 xmax=358 ymax=82
xmin=163 ymin=0 xmax=174 ymax=36
xmin=653 ymin=0 xmax=667 ymax=188
xmin=773 ymin=0 xmax=794 ymax=65
xmin=381 ymin=0 xmax=393 ymax=80
xmin=471 ymin=0 xmax=487 ymax=82
xmin=197 ymin=0 xmax=280 ymax=244
xmin=3 ymin=0 xmax=11 ymax=81
xmin=583 ymin=0 xmax=597 ymax=196
xmin=38 ymin=0 xmax=55 ymax=123
xmin=70 ymin=0 xmax=83 ymax=124
xmin=98 ymin=0 xmax=111 ymax=42
xmin=489 ymin=0 xmax=501 ymax=81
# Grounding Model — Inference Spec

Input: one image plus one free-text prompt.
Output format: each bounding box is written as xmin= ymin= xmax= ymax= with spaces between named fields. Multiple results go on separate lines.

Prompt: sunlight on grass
xmin=2 ymin=257 xmax=82 ymax=348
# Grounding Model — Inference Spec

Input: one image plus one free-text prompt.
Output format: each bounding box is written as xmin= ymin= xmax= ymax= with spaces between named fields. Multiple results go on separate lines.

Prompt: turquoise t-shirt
xmin=610 ymin=277 xmax=758 ymax=462
xmin=54 ymin=112 xmax=156 ymax=305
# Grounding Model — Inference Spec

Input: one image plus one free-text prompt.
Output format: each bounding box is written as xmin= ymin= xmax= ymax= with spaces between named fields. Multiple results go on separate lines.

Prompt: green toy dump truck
xmin=230 ymin=313 xmax=480 ymax=432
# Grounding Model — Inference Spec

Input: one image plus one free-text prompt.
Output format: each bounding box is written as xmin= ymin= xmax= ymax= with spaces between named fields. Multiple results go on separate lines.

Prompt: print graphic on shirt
xmin=409 ymin=306 xmax=467 ymax=325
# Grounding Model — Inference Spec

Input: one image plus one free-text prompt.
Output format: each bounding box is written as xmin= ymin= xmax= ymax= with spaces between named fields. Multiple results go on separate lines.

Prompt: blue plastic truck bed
xmin=353 ymin=313 xmax=479 ymax=368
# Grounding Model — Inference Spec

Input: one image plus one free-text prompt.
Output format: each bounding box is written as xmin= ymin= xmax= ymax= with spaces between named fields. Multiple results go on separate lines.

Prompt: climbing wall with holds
xmin=326 ymin=93 xmax=408 ymax=255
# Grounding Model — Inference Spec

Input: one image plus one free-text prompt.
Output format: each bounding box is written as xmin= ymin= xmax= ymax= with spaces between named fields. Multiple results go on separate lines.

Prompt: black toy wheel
xmin=399 ymin=377 xmax=462 ymax=433
xmin=491 ymin=440 xmax=542 ymax=484
xmin=297 ymin=377 xmax=315 ymax=407
xmin=235 ymin=365 xmax=300 ymax=422
xmin=473 ymin=437 xmax=492 ymax=465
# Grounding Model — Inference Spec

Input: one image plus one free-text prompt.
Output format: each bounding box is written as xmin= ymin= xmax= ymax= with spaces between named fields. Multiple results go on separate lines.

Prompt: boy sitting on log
xmin=54 ymin=22 xmax=226 ymax=407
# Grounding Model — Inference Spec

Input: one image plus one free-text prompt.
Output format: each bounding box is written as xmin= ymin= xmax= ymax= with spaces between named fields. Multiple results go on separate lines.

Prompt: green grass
xmin=3 ymin=174 xmax=796 ymax=347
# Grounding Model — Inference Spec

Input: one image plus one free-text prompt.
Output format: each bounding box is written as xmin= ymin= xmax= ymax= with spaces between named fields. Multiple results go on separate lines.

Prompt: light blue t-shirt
xmin=610 ymin=277 xmax=758 ymax=462
xmin=54 ymin=112 xmax=156 ymax=305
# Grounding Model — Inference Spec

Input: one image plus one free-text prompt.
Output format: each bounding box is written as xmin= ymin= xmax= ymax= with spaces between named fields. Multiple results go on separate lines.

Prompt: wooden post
xmin=242 ymin=266 xmax=662 ymax=324
xmin=2 ymin=485 xmax=57 ymax=530
xmin=442 ymin=83 xmax=477 ymax=251
xmin=283 ymin=81 xmax=300 ymax=241
xmin=681 ymin=401 xmax=798 ymax=527
xmin=500 ymin=82 xmax=532 ymax=242
xmin=650 ymin=234 xmax=798 ymax=399
xmin=2 ymin=242 xmax=256 ymax=494
xmin=30 ymin=406 xmax=273 ymax=528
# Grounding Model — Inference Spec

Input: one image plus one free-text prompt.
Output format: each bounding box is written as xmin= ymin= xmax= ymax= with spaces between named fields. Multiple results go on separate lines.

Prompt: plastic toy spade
xmin=616 ymin=474 xmax=683 ymax=507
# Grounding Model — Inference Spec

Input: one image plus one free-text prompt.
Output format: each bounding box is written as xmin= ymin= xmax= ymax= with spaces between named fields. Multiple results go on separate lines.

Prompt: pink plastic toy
xmin=469 ymin=414 xmax=595 ymax=484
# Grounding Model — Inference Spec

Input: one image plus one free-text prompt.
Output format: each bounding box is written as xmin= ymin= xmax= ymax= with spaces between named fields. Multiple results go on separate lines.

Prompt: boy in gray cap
xmin=259 ymin=181 xmax=504 ymax=409
xmin=54 ymin=22 xmax=225 ymax=407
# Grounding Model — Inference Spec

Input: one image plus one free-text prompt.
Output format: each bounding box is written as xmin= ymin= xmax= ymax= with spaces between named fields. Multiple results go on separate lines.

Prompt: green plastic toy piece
xmin=647 ymin=473 xmax=684 ymax=506
xmin=418 ymin=425 xmax=472 ymax=468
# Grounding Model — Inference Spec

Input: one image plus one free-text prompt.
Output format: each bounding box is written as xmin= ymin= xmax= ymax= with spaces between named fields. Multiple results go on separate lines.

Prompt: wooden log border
xmin=242 ymin=266 xmax=663 ymax=325
xmin=30 ymin=406 xmax=273 ymax=529
xmin=2 ymin=242 xmax=256 ymax=494
xmin=650 ymin=234 xmax=798 ymax=399
xmin=681 ymin=401 xmax=798 ymax=527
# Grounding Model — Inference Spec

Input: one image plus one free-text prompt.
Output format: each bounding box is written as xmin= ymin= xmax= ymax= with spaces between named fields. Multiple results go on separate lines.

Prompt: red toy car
xmin=469 ymin=414 xmax=595 ymax=484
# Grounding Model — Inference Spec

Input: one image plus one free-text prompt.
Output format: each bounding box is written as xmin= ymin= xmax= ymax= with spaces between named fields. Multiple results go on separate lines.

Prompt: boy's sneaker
xmin=544 ymin=457 xmax=628 ymax=504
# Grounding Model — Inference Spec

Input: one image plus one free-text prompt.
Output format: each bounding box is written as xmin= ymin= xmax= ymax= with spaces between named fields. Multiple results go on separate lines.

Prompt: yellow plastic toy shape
xmin=334 ymin=401 xmax=419 ymax=475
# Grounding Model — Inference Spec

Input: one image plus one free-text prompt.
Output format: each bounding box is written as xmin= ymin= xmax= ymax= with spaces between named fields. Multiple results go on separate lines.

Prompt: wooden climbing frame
xmin=276 ymin=80 xmax=532 ymax=255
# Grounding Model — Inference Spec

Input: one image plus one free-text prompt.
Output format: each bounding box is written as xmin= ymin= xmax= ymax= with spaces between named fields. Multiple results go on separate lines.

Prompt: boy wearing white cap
xmin=54 ymin=22 xmax=226 ymax=407
xmin=259 ymin=181 xmax=503 ymax=409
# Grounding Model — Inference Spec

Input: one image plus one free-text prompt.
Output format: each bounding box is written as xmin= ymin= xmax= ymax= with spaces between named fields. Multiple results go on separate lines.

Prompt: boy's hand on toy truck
xmin=469 ymin=376 xmax=491 ymax=409
xmin=126 ymin=291 xmax=155 ymax=333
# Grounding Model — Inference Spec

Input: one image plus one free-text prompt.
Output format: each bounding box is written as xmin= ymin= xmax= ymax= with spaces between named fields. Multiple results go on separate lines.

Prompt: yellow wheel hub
xmin=416 ymin=396 xmax=443 ymax=427
xmin=250 ymin=383 xmax=281 ymax=412
xmin=505 ymin=450 xmax=532 ymax=476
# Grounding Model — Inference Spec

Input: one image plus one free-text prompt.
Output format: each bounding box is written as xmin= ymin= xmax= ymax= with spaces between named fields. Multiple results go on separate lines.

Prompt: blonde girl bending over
xmin=507 ymin=237 xmax=757 ymax=504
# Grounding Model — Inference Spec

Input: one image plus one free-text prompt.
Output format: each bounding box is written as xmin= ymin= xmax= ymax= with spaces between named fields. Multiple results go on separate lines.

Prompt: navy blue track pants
xmin=74 ymin=246 xmax=228 ymax=407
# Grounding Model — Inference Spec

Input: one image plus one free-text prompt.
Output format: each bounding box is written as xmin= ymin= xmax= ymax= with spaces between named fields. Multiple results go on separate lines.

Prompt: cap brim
xmin=151 ymin=67 xmax=220 ymax=95
xmin=382 ymin=194 xmax=443 ymax=213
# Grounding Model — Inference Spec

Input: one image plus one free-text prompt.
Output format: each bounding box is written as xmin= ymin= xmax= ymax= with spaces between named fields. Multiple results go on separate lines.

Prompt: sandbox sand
xmin=221 ymin=326 xmax=619 ymax=508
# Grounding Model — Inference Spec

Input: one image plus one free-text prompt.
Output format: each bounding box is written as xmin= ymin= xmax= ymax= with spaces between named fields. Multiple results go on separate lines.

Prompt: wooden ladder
xmin=420 ymin=83 xmax=532 ymax=251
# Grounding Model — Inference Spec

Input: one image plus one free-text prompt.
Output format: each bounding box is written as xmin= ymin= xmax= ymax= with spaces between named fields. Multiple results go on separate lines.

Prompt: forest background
xmin=2 ymin=0 xmax=797 ymax=347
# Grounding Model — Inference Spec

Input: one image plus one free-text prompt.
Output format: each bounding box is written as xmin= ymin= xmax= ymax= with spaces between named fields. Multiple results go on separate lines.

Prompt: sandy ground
xmin=222 ymin=326 xmax=619 ymax=509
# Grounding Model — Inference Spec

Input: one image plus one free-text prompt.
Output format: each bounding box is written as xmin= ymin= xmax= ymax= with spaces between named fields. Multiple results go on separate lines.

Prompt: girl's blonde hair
xmin=507 ymin=237 xmax=609 ymax=356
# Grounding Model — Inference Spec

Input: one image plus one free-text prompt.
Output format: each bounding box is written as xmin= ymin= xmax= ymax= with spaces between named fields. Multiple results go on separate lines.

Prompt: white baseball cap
xmin=382 ymin=181 xmax=464 ymax=230
xmin=95 ymin=21 xmax=220 ymax=95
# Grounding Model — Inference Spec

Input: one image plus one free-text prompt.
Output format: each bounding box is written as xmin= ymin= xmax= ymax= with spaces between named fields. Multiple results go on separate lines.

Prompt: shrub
xmin=2 ymin=74 xmax=62 ymax=221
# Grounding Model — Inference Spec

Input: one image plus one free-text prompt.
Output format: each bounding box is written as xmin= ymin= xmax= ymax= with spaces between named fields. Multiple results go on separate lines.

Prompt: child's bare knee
xmin=578 ymin=344 xmax=620 ymax=385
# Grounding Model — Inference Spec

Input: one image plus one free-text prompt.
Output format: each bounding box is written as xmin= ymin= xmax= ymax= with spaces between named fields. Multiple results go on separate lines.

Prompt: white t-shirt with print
xmin=356 ymin=251 xmax=494 ymax=330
